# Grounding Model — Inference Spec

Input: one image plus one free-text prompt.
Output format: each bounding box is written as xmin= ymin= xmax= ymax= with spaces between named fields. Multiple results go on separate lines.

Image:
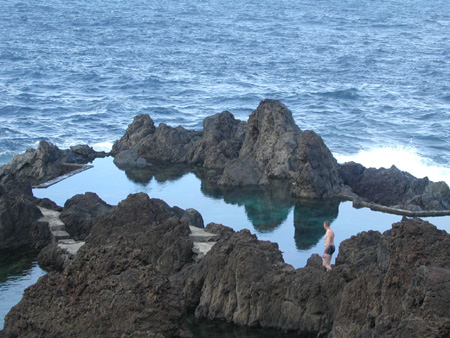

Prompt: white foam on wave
xmin=334 ymin=145 xmax=450 ymax=186
xmin=92 ymin=142 xmax=113 ymax=152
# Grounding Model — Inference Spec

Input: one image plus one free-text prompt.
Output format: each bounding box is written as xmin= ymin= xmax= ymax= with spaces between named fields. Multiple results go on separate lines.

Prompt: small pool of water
xmin=0 ymin=250 xmax=47 ymax=329
xmin=32 ymin=157 xmax=450 ymax=268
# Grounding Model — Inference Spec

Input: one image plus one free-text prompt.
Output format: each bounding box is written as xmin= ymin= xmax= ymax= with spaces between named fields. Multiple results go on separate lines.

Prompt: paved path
xmin=38 ymin=207 xmax=219 ymax=260
xmin=189 ymin=226 xmax=220 ymax=261
xmin=38 ymin=207 xmax=85 ymax=256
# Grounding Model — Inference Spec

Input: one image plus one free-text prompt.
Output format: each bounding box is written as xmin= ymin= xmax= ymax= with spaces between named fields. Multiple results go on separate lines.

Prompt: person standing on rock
xmin=322 ymin=220 xmax=335 ymax=271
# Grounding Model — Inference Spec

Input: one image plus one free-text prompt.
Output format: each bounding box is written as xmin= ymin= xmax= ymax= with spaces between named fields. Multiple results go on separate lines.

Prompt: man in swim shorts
xmin=322 ymin=220 xmax=335 ymax=271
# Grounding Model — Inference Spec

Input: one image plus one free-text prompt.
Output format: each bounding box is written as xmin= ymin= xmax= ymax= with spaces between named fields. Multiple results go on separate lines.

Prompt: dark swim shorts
xmin=325 ymin=245 xmax=335 ymax=255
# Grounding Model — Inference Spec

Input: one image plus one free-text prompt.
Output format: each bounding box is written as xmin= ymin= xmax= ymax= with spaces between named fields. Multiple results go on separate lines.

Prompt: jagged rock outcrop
xmin=111 ymin=100 xmax=344 ymax=199
xmin=340 ymin=162 xmax=450 ymax=212
xmin=291 ymin=130 xmax=343 ymax=199
xmin=0 ymin=141 xmax=106 ymax=187
xmin=59 ymin=192 xmax=113 ymax=240
xmin=0 ymin=180 xmax=50 ymax=251
xmin=2 ymin=191 xmax=449 ymax=338
xmin=2 ymin=193 xmax=194 ymax=338
xmin=175 ymin=217 xmax=450 ymax=337
xmin=228 ymin=99 xmax=302 ymax=183
xmin=187 ymin=111 xmax=247 ymax=169
xmin=111 ymin=114 xmax=156 ymax=156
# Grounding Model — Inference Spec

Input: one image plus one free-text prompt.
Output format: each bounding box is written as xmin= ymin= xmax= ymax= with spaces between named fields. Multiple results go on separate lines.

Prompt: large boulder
xmin=59 ymin=192 xmax=113 ymax=240
xmin=291 ymin=130 xmax=343 ymax=199
xmin=135 ymin=124 xmax=202 ymax=163
xmin=2 ymin=193 xmax=194 ymax=338
xmin=111 ymin=114 xmax=156 ymax=156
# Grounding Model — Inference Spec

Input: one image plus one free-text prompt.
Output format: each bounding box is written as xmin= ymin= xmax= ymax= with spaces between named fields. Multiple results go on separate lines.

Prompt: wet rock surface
xmin=0 ymin=180 xmax=50 ymax=251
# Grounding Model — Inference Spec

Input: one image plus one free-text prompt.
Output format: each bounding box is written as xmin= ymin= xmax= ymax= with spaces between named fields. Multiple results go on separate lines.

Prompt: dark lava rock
xmin=291 ymin=130 xmax=343 ymax=199
xmin=188 ymin=111 xmax=247 ymax=169
xmin=0 ymin=181 xmax=50 ymax=251
xmin=135 ymin=124 xmax=202 ymax=163
xmin=2 ymin=191 xmax=449 ymax=338
xmin=2 ymin=193 xmax=193 ymax=338
xmin=109 ymin=100 xmax=449 ymax=213
xmin=111 ymin=114 xmax=156 ymax=156
xmin=340 ymin=163 xmax=450 ymax=211
xmin=69 ymin=144 xmax=108 ymax=163
xmin=59 ymin=192 xmax=113 ymax=240
xmin=175 ymin=217 xmax=450 ymax=337
xmin=219 ymin=99 xmax=303 ymax=185
xmin=0 ymin=141 xmax=105 ymax=187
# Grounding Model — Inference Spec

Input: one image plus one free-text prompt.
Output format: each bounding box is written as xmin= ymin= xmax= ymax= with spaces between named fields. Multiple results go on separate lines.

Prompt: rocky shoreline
xmin=1 ymin=100 xmax=450 ymax=337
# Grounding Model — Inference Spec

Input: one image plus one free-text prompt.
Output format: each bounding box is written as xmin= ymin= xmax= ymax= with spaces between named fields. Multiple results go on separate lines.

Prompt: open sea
xmin=1 ymin=0 xmax=450 ymax=335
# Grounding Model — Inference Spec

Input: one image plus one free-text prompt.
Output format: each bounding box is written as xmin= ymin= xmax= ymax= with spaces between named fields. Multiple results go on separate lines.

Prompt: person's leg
xmin=323 ymin=254 xmax=332 ymax=271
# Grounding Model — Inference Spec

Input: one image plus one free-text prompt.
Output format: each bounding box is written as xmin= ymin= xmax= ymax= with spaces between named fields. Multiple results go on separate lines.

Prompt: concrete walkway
xmin=38 ymin=207 xmax=219 ymax=260
xmin=189 ymin=226 xmax=219 ymax=261
xmin=38 ymin=207 xmax=85 ymax=256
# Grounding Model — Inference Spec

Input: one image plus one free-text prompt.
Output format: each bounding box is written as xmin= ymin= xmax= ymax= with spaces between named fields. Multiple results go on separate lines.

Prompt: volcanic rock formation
xmin=2 ymin=194 xmax=449 ymax=338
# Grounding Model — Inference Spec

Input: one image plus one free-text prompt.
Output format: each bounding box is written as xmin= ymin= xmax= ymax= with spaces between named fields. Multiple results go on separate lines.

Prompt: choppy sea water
xmin=0 ymin=0 xmax=449 ymax=183
xmin=1 ymin=0 xmax=450 ymax=334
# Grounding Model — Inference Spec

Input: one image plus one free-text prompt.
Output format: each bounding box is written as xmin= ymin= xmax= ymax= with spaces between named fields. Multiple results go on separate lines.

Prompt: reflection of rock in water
xmin=201 ymin=180 xmax=294 ymax=232
xmin=119 ymin=162 xmax=191 ymax=185
xmin=294 ymin=199 xmax=339 ymax=250
xmin=0 ymin=249 xmax=40 ymax=283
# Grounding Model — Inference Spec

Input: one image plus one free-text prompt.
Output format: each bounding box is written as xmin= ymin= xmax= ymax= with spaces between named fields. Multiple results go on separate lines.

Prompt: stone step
xmin=192 ymin=242 xmax=216 ymax=261
xmin=58 ymin=241 xmax=85 ymax=256
xmin=52 ymin=230 xmax=71 ymax=241
xmin=58 ymin=239 xmax=77 ymax=245
xmin=189 ymin=226 xmax=220 ymax=242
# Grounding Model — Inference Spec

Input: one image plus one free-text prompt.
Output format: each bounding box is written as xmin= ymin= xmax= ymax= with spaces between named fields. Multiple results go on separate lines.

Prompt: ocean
xmin=1 ymin=0 xmax=449 ymax=335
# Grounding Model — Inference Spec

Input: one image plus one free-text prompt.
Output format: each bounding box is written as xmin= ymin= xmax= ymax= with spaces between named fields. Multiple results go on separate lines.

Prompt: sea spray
xmin=335 ymin=145 xmax=450 ymax=186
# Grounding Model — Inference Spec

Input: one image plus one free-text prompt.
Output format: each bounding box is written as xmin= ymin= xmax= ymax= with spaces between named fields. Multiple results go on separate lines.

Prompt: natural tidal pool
xmin=1 ymin=156 xmax=449 ymax=332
